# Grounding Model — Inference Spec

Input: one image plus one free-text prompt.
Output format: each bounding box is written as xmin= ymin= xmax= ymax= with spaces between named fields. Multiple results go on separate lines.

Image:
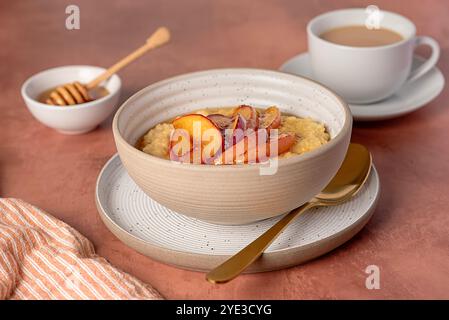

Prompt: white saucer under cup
xmin=96 ymin=154 xmax=380 ymax=272
xmin=280 ymin=53 xmax=444 ymax=121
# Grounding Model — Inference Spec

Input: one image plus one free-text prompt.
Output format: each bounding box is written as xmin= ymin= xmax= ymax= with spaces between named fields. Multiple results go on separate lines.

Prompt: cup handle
xmin=407 ymin=36 xmax=440 ymax=83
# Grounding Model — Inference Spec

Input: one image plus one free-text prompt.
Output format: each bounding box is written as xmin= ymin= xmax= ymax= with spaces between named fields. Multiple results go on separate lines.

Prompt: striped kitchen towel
xmin=0 ymin=198 xmax=162 ymax=300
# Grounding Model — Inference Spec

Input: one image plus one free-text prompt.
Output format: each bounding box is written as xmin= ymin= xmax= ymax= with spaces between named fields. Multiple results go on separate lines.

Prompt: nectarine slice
xmin=172 ymin=114 xmax=223 ymax=163
xmin=233 ymin=105 xmax=258 ymax=129
xmin=259 ymin=106 xmax=281 ymax=130
xmin=216 ymin=134 xmax=248 ymax=165
xmin=268 ymin=132 xmax=296 ymax=156
xmin=230 ymin=114 xmax=247 ymax=131
xmin=216 ymin=131 xmax=295 ymax=164
xmin=207 ymin=114 xmax=232 ymax=130
xmin=173 ymin=114 xmax=218 ymax=136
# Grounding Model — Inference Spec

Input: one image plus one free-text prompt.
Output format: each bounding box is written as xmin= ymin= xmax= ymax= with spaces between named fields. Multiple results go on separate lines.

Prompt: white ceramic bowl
xmin=21 ymin=65 xmax=121 ymax=134
xmin=113 ymin=68 xmax=352 ymax=225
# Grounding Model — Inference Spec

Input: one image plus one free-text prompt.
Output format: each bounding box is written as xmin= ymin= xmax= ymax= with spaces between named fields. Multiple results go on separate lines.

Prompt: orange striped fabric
xmin=0 ymin=198 xmax=162 ymax=300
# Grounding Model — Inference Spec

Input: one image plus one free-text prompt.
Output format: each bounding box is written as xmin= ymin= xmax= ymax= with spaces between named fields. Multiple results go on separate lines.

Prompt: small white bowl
xmin=21 ymin=65 xmax=121 ymax=135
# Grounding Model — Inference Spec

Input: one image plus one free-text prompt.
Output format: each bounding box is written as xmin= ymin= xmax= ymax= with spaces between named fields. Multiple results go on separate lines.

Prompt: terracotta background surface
xmin=1 ymin=0 xmax=448 ymax=299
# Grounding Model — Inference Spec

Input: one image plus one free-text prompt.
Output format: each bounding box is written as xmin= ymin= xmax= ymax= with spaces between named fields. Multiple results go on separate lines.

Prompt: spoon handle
xmin=86 ymin=27 xmax=170 ymax=89
xmin=206 ymin=202 xmax=315 ymax=284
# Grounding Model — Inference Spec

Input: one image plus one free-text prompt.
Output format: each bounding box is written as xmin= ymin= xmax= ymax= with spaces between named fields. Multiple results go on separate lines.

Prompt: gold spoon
xmin=206 ymin=143 xmax=372 ymax=284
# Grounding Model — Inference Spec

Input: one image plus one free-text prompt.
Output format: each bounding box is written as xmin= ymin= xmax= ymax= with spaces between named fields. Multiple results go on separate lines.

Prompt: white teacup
xmin=307 ymin=8 xmax=440 ymax=104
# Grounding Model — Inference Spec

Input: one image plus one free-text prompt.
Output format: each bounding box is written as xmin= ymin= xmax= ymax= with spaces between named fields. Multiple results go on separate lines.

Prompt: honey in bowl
xmin=39 ymin=85 xmax=109 ymax=106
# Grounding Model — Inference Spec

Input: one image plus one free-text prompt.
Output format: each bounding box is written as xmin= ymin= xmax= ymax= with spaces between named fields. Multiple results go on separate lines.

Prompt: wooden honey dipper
xmin=45 ymin=27 xmax=170 ymax=106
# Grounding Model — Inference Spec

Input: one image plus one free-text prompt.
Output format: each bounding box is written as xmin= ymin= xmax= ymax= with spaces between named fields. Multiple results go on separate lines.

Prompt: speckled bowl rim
xmin=112 ymin=68 xmax=352 ymax=172
xmin=95 ymin=154 xmax=379 ymax=272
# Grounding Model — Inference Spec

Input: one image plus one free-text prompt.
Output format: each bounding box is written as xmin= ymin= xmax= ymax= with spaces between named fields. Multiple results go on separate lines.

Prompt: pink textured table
xmin=1 ymin=0 xmax=448 ymax=299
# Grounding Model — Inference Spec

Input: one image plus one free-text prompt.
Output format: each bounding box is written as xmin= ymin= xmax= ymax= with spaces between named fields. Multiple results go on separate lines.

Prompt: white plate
xmin=280 ymin=53 xmax=445 ymax=121
xmin=96 ymin=154 xmax=380 ymax=272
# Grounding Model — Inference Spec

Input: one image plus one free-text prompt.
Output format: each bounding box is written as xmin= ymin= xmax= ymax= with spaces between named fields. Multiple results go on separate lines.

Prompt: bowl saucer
xmin=96 ymin=154 xmax=380 ymax=272
xmin=279 ymin=53 xmax=445 ymax=121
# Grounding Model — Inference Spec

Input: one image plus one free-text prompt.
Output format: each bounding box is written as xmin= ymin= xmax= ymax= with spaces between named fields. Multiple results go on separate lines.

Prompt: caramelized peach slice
xmin=207 ymin=114 xmax=232 ymax=130
xmin=233 ymin=105 xmax=258 ymax=129
xmin=268 ymin=132 xmax=296 ymax=157
xmin=245 ymin=132 xmax=295 ymax=163
xmin=230 ymin=114 xmax=247 ymax=131
xmin=216 ymin=135 xmax=248 ymax=165
xmin=173 ymin=114 xmax=218 ymax=135
xmin=172 ymin=114 xmax=222 ymax=163
xmin=259 ymin=106 xmax=281 ymax=130
xmin=216 ymin=131 xmax=295 ymax=164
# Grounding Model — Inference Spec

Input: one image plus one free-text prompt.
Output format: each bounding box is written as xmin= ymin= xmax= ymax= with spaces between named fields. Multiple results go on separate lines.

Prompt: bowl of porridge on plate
xmin=112 ymin=69 xmax=352 ymax=225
